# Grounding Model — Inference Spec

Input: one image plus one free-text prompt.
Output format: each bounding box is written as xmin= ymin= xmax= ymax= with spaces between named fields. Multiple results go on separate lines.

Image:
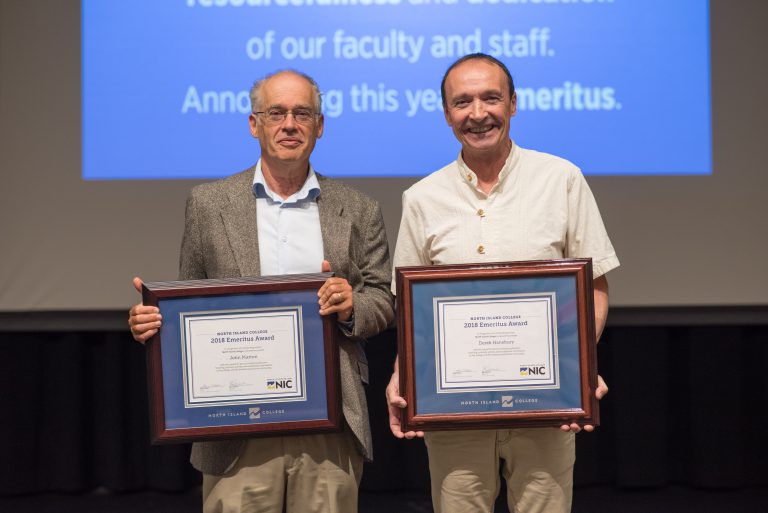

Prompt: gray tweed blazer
xmin=180 ymin=167 xmax=394 ymax=475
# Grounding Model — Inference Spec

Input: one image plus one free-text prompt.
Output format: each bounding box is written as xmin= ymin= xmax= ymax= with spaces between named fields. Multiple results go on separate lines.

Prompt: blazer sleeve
xmin=343 ymin=199 xmax=395 ymax=341
xmin=178 ymin=191 xmax=207 ymax=281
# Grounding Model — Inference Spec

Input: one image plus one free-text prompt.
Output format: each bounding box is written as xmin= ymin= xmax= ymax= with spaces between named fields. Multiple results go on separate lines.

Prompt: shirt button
xmin=467 ymin=175 xmax=473 ymax=182
xmin=477 ymin=209 xmax=485 ymax=217
xmin=281 ymin=236 xmax=288 ymax=243
xmin=477 ymin=245 xmax=485 ymax=254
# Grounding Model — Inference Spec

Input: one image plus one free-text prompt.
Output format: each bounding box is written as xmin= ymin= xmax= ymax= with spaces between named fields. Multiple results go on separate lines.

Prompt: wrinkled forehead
xmin=445 ymin=60 xmax=509 ymax=97
xmin=260 ymin=72 xmax=317 ymax=108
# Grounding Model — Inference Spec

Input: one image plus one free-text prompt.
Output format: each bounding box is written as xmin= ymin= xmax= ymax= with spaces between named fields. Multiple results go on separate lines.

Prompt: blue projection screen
xmin=82 ymin=0 xmax=710 ymax=179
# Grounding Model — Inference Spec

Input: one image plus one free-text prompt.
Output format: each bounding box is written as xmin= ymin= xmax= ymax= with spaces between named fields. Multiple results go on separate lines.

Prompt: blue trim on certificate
xmin=412 ymin=276 xmax=581 ymax=415
xmin=157 ymin=290 xmax=329 ymax=429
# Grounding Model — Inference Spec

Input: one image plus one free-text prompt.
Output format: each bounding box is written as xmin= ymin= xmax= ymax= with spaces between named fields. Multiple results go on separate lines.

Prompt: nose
xmin=281 ymin=111 xmax=298 ymax=130
xmin=469 ymin=99 xmax=486 ymax=121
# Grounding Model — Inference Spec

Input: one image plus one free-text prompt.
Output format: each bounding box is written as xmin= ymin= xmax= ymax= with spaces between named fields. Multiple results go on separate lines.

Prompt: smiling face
xmin=248 ymin=72 xmax=324 ymax=170
xmin=442 ymin=59 xmax=516 ymax=161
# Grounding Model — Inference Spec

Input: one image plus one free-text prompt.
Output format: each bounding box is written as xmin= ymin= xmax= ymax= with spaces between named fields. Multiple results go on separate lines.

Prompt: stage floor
xmin=1 ymin=485 xmax=766 ymax=513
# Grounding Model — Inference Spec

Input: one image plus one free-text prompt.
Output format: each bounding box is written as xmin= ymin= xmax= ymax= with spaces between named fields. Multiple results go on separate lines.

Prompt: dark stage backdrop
xmin=1 ymin=323 xmax=766 ymax=495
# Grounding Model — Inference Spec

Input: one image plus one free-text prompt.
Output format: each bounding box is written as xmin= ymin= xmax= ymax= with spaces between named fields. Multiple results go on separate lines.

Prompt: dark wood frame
xmin=396 ymin=259 xmax=599 ymax=431
xmin=142 ymin=273 xmax=340 ymax=444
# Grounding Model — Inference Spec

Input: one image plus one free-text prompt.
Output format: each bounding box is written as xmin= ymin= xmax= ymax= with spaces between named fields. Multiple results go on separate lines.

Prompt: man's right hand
xmin=386 ymin=358 xmax=424 ymax=439
xmin=128 ymin=277 xmax=162 ymax=344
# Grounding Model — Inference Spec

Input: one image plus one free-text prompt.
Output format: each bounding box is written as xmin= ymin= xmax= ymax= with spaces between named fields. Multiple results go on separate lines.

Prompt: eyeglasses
xmin=253 ymin=108 xmax=318 ymax=125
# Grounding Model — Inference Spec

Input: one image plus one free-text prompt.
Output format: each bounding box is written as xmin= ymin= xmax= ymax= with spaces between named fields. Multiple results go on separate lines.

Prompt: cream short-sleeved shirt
xmin=392 ymin=141 xmax=619 ymax=287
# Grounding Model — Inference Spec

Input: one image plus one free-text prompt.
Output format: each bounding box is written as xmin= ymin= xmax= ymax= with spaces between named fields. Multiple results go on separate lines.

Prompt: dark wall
xmin=2 ymin=323 xmax=766 ymax=495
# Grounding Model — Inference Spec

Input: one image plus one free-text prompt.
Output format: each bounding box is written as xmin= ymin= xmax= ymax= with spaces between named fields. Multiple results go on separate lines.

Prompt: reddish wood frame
xmin=396 ymin=259 xmax=599 ymax=431
xmin=142 ymin=273 xmax=340 ymax=444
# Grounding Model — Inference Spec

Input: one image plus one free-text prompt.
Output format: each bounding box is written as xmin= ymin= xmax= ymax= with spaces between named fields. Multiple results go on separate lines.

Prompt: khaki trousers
xmin=425 ymin=428 xmax=575 ymax=513
xmin=202 ymin=429 xmax=363 ymax=513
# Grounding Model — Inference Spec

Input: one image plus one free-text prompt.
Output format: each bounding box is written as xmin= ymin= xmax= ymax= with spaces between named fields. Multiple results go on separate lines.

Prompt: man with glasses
xmin=129 ymin=70 xmax=394 ymax=513
xmin=386 ymin=53 xmax=619 ymax=513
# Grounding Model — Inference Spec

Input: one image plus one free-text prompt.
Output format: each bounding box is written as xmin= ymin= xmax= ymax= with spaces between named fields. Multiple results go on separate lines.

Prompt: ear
xmin=444 ymin=105 xmax=453 ymax=126
xmin=509 ymin=92 xmax=517 ymax=118
xmin=248 ymin=113 xmax=260 ymax=139
xmin=316 ymin=113 xmax=324 ymax=139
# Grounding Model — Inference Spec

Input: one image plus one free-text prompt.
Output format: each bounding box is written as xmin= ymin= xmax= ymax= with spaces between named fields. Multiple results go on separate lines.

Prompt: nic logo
xmin=520 ymin=365 xmax=546 ymax=376
xmin=249 ymin=407 xmax=261 ymax=420
xmin=501 ymin=396 xmax=514 ymax=408
xmin=267 ymin=379 xmax=293 ymax=390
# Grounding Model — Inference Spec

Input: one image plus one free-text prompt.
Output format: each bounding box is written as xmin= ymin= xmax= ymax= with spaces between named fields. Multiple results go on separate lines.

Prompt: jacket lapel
xmin=221 ymin=169 xmax=262 ymax=278
xmin=317 ymin=177 xmax=351 ymax=270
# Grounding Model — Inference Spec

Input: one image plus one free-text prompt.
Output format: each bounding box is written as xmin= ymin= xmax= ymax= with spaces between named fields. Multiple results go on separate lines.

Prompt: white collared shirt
xmin=392 ymin=140 xmax=619 ymax=291
xmin=252 ymin=160 xmax=324 ymax=276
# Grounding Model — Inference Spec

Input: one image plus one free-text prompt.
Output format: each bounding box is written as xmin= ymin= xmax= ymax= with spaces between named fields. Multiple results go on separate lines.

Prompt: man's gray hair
xmin=249 ymin=70 xmax=323 ymax=113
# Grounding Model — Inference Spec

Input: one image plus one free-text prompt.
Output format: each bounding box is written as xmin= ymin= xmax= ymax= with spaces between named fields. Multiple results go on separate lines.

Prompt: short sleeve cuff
xmin=592 ymin=254 xmax=620 ymax=279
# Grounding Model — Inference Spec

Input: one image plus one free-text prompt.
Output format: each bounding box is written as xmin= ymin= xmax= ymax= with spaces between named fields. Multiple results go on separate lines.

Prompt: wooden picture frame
xmin=396 ymin=259 xmax=599 ymax=431
xmin=142 ymin=273 xmax=340 ymax=444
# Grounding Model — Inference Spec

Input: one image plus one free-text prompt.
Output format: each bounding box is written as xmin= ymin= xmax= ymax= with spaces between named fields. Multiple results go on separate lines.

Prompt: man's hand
xmin=560 ymin=275 xmax=610 ymax=433
xmin=559 ymin=374 xmax=609 ymax=433
xmin=127 ymin=277 xmax=162 ymax=344
xmin=317 ymin=260 xmax=353 ymax=322
xmin=386 ymin=359 xmax=424 ymax=439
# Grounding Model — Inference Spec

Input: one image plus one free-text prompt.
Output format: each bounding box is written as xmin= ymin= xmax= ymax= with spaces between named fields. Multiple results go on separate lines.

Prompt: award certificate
xmin=396 ymin=259 xmax=599 ymax=431
xmin=142 ymin=274 xmax=340 ymax=444
xmin=182 ymin=308 xmax=305 ymax=407
xmin=436 ymin=293 xmax=558 ymax=392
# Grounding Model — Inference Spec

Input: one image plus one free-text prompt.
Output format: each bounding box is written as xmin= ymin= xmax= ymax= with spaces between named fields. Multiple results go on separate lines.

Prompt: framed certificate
xmin=141 ymin=273 xmax=340 ymax=444
xmin=396 ymin=259 xmax=599 ymax=431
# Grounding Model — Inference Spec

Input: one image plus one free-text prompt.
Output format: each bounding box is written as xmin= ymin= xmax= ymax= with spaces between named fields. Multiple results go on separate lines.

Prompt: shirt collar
xmin=252 ymin=159 xmax=321 ymax=204
xmin=456 ymin=139 xmax=519 ymax=192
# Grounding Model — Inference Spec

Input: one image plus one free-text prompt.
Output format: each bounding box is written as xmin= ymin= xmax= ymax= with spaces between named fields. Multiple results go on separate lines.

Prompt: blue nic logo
xmin=520 ymin=365 xmax=546 ymax=376
xmin=501 ymin=396 xmax=514 ymax=408
xmin=267 ymin=379 xmax=293 ymax=390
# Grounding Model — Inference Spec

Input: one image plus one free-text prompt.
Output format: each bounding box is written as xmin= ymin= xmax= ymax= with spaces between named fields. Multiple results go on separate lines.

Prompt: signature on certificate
xmin=229 ymin=380 xmax=253 ymax=391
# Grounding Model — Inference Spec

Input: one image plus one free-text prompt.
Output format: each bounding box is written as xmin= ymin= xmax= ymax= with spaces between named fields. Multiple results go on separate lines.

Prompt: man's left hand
xmin=318 ymin=260 xmax=353 ymax=322
xmin=559 ymin=374 xmax=609 ymax=433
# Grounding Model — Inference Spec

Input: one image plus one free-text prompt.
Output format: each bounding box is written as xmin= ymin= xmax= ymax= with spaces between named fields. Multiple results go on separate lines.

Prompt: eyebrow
xmin=449 ymin=94 xmax=471 ymax=103
xmin=267 ymin=103 xmax=314 ymax=110
xmin=450 ymin=88 xmax=504 ymax=102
